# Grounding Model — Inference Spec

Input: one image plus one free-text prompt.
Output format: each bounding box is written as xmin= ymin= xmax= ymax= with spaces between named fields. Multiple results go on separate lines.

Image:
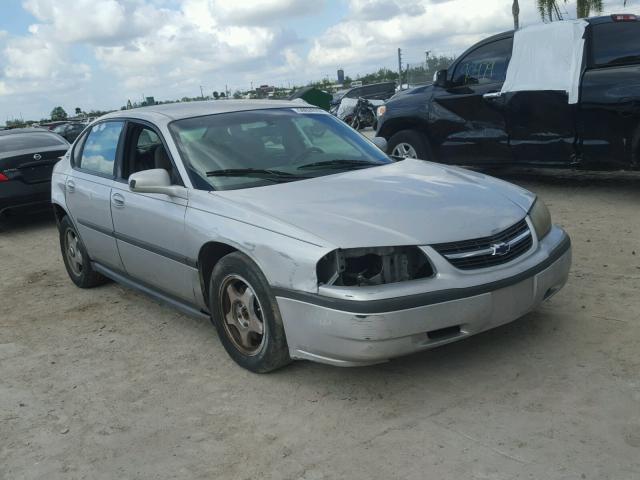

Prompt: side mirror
xmin=371 ymin=136 xmax=387 ymax=152
xmin=128 ymin=168 xmax=187 ymax=199
xmin=433 ymin=69 xmax=448 ymax=88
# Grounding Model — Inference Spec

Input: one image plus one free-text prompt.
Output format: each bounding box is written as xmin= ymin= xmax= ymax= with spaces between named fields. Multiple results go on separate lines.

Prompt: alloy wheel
xmin=219 ymin=274 xmax=266 ymax=355
xmin=64 ymin=229 xmax=83 ymax=276
xmin=392 ymin=142 xmax=418 ymax=159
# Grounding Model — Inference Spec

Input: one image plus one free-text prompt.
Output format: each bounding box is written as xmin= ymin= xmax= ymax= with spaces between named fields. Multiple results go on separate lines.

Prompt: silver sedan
xmin=51 ymin=100 xmax=571 ymax=372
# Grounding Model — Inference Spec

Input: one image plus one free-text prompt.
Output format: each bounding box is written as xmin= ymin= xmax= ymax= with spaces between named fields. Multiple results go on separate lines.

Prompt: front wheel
xmin=387 ymin=129 xmax=431 ymax=160
xmin=209 ymin=252 xmax=291 ymax=373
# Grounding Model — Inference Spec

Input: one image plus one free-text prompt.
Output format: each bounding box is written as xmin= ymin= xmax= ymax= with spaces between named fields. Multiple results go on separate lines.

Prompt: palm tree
xmin=536 ymin=0 xmax=573 ymax=21
xmin=536 ymin=0 xmax=627 ymax=21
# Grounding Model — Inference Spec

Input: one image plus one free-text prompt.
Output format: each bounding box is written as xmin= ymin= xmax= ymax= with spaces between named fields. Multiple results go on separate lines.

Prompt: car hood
xmin=215 ymin=159 xmax=535 ymax=249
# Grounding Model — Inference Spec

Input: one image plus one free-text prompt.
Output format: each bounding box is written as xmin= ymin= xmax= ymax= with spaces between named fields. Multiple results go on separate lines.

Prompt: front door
xmin=433 ymin=37 xmax=513 ymax=165
xmin=65 ymin=121 xmax=125 ymax=271
xmin=110 ymin=122 xmax=194 ymax=303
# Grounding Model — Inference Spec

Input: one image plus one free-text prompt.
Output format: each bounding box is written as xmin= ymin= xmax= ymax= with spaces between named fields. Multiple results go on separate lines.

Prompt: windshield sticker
xmin=290 ymin=107 xmax=328 ymax=114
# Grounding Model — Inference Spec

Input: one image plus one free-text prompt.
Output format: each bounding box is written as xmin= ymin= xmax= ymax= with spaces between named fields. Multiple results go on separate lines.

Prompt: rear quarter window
xmin=591 ymin=22 xmax=640 ymax=67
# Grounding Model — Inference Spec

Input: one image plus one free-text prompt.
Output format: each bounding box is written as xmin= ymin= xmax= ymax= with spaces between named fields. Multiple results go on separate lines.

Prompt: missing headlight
xmin=317 ymin=246 xmax=434 ymax=287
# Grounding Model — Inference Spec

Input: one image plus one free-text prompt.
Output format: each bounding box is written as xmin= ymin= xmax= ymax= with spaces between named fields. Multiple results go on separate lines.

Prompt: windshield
xmin=169 ymin=108 xmax=392 ymax=191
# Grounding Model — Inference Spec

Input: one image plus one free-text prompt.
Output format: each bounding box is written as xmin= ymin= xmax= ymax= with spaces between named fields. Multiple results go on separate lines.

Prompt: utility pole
xmin=397 ymin=48 xmax=403 ymax=90
xmin=512 ymin=0 xmax=520 ymax=30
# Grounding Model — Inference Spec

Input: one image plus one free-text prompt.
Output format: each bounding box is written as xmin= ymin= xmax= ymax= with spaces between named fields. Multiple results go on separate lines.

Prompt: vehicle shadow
xmin=0 ymin=207 xmax=55 ymax=234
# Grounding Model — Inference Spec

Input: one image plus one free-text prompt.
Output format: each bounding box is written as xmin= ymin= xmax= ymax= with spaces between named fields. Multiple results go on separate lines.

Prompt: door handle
xmin=66 ymin=180 xmax=75 ymax=193
xmin=111 ymin=193 xmax=125 ymax=208
xmin=483 ymin=91 xmax=503 ymax=100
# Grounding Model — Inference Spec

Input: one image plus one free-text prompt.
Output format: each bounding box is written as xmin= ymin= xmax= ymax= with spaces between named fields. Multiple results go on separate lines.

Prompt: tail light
xmin=0 ymin=172 xmax=9 ymax=182
xmin=611 ymin=14 xmax=637 ymax=21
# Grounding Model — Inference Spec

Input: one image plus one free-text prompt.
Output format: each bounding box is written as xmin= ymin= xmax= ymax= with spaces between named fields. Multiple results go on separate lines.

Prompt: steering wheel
xmin=293 ymin=146 xmax=325 ymax=163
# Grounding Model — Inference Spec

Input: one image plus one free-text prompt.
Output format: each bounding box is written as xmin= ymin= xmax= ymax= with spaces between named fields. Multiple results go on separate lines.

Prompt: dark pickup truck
xmin=376 ymin=14 xmax=640 ymax=170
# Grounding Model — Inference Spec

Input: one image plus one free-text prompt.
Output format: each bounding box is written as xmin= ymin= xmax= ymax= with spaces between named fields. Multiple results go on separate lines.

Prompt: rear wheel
xmin=209 ymin=252 xmax=291 ymax=373
xmin=387 ymin=129 xmax=431 ymax=160
xmin=58 ymin=216 xmax=108 ymax=288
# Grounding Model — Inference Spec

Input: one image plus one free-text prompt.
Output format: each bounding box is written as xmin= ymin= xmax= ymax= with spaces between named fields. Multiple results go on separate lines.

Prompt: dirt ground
xmin=1 ymin=169 xmax=639 ymax=480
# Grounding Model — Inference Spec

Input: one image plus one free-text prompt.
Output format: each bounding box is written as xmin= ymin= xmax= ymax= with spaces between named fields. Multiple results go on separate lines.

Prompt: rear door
xmin=503 ymin=90 xmax=577 ymax=166
xmin=110 ymin=122 xmax=194 ymax=302
xmin=580 ymin=18 xmax=640 ymax=167
xmin=65 ymin=121 xmax=125 ymax=270
xmin=433 ymin=37 xmax=513 ymax=165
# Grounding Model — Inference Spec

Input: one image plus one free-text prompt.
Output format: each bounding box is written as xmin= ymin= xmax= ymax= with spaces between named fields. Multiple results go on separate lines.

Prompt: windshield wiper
xmin=206 ymin=168 xmax=306 ymax=181
xmin=297 ymin=159 xmax=380 ymax=170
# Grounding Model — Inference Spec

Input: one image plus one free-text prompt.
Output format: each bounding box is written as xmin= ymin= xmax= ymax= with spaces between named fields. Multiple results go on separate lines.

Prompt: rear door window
xmin=78 ymin=121 xmax=124 ymax=176
xmin=591 ymin=22 xmax=640 ymax=67
xmin=452 ymin=38 xmax=513 ymax=87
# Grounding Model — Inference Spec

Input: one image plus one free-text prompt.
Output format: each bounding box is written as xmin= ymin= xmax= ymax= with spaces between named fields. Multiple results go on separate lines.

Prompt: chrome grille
xmin=432 ymin=219 xmax=533 ymax=270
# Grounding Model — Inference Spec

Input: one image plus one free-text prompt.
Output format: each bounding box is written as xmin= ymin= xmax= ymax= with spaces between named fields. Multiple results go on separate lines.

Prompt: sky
xmin=0 ymin=0 xmax=638 ymax=122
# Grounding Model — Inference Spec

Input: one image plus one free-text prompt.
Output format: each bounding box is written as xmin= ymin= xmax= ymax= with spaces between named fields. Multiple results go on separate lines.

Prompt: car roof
xmin=100 ymin=99 xmax=310 ymax=123
xmin=0 ymin=127 xmax=51 ymax=137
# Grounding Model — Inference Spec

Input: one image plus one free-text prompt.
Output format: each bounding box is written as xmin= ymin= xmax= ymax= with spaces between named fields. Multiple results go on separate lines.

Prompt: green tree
xmin=213 ymin=91 xmax=219 ymax=99
xmin=536 ymin=0 xmax=627 ymax=21
xmin=50 ymin=106 xmax=68 ymax=121
xmin=74 ymin=107 xmax=82 ymax=115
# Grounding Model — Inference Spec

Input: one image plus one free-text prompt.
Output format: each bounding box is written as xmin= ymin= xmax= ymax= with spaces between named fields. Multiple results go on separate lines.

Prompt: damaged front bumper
xmin=275 ymin=226 xmax=571 ymax=367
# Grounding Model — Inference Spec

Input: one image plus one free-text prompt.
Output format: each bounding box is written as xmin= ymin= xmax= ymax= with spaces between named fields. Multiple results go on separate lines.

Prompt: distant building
xmin=337 ymin=69 xmax=345 ymax=84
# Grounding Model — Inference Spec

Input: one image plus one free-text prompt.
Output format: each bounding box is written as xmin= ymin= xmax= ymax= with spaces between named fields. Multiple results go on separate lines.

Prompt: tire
xmin=58 ymin=215 xmax=108 ymax=288
xmin=209 ymin=252 xmax=291 ymax=373
xmin=387 ymin=129 xmax=431 ymax=160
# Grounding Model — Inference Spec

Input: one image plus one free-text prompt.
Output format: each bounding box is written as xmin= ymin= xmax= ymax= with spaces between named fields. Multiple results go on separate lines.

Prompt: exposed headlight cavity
xmin=529 ymin=198 xmax=552 ymax=240
xmin=317 ymin=246 xmax=434 ymax=287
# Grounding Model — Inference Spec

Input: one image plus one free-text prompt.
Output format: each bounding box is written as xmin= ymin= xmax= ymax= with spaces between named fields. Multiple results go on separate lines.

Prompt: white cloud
xmin=308 ymin=0 xmax=527 ymax=69
xmin=350 ymin=0 xmax=426 ymax=20
xmin=209 ymin=0 xmax=323 ymax=24
xmin=1 ymin=34 xmax=90 ymax=95
xmin=2 ymin=0 xmax=638 ymax=120
xmin=22 ymin=0 xmax=166 ymax=44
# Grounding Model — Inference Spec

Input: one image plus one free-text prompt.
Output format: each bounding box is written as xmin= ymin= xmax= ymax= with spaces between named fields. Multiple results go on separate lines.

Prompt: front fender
xmin=185 ymin=207 xmax=332 ymax=296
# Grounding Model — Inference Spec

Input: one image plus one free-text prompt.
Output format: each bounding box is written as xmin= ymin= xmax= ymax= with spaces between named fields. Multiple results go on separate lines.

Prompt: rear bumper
xmin=276 ymin=230 xmax=571 ymax=367
xmin=0 ymin=181 xmax=51 ymax=214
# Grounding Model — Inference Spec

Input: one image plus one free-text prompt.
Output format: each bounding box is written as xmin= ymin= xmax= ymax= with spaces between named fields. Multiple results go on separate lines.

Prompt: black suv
xmin=377 ymin=15 xmax=640 ymax=170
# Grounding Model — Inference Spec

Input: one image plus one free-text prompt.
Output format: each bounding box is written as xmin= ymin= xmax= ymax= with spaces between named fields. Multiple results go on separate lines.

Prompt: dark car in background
xmin=377 ymin=15 xmax=640 ymax=170
xmin=0 ymin=128 xmax=69 ymax=215
xmin=332 ymin=82 xmax=397 ymax=104
xmin=52 ymin=122 xmax=86 ymax=143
